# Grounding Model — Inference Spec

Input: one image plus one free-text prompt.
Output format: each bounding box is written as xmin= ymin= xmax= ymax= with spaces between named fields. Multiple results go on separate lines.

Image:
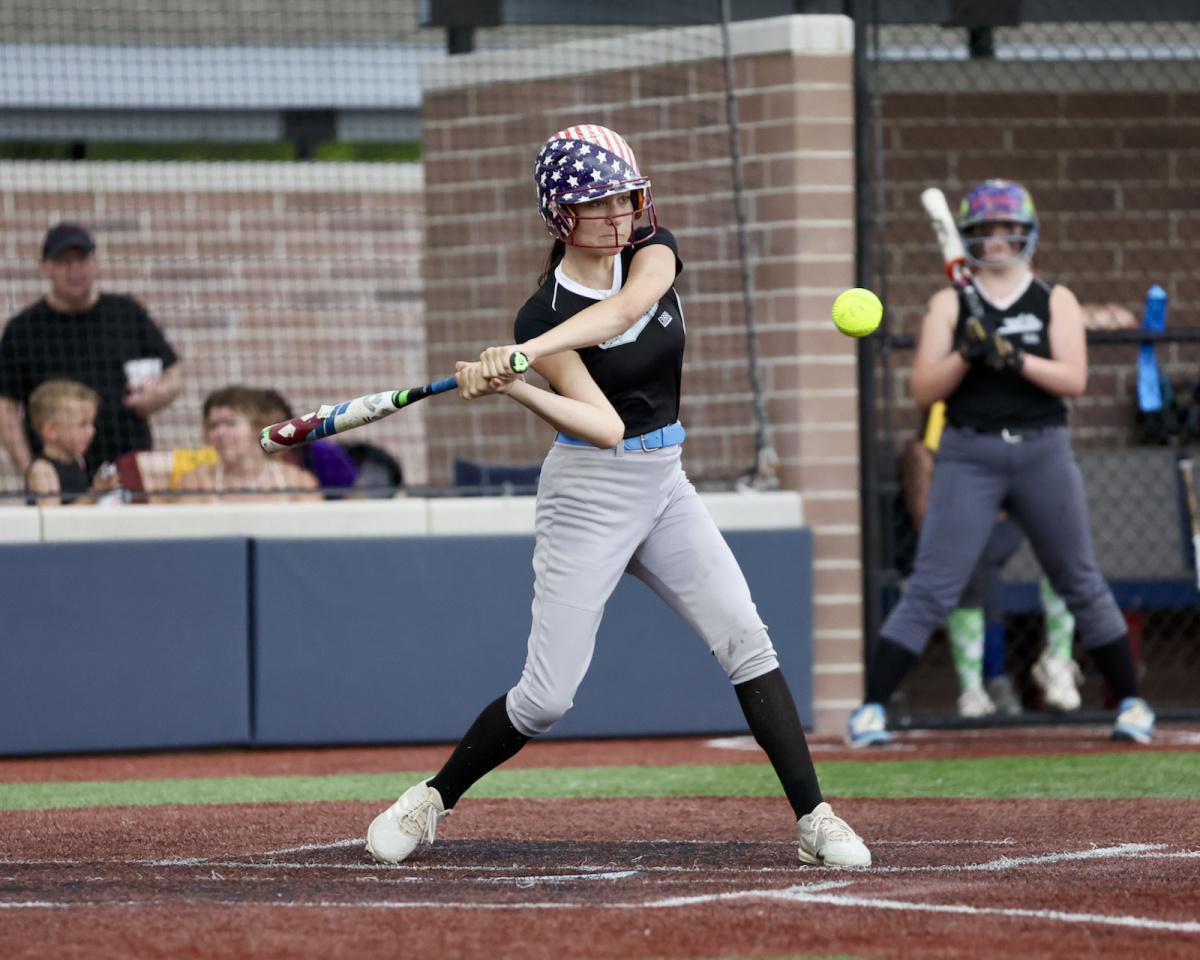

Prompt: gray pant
xmin=882 ymin=426 xmax=1126 ymax=655
xmin=958 ymin=518 xmax=1024 ymax=621
xmin=505 ymin=441 xmax=778 ymax=736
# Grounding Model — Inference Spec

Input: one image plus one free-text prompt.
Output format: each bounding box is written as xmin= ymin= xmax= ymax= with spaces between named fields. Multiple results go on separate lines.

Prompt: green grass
xmin=0 ymin=752 xmax=1196 ymax=812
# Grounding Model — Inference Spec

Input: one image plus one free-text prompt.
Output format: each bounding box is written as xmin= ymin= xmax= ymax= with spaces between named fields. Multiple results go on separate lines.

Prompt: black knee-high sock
xmin=865 ymin=638 xmax=919 ymax=706
xmin=427 ymin=695 xmax=531 ymax=809
xmin=1088 ymin=634 xmax=1139 ymax=701
xmin=734 ymin=668 xmax=823 ymax=819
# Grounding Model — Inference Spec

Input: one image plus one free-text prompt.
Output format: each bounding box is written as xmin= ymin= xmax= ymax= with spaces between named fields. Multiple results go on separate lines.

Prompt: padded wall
xmin=0 ymin=539 xmax=250 ymax=755
xmin=251 ymin=530 xmax=812 ymax=745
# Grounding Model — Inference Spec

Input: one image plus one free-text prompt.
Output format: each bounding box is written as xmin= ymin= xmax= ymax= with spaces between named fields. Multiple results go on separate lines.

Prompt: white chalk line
xmin=777 ymin=888 xmax=1200 ymax=935
xmin=213 ymin=879 xmax=862 ymax=912
xmin=2 ymin=843 xmax=1190 ymax=879
xmin=3 ymin=846 xmax=1199 ymax=935
xmin=63 ymin=874 xmax=1200 ymax=935
xmin=254 ymin=839 xmax=364 ymax=857
xmin=865 ymin=842 xmax=1167 ymax=874
xmin=706 ymin=736 xmax=921 ymax=752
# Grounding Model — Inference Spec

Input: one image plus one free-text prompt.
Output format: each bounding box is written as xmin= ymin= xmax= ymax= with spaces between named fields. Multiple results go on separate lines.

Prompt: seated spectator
xmin=24 ymin=378 xmax=119 ymax=505
xmin=177 ymin=386 xmax=320 ymax=503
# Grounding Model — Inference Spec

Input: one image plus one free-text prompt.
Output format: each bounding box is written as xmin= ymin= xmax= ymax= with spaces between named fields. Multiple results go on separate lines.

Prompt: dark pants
xmin=958 ymin=518 xmax=1024 ymax=621
xmin=882 ymin=426 xmax=1125 ymax=654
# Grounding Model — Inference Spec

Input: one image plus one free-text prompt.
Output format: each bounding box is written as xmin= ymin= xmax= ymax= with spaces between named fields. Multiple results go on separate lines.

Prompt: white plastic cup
xmin=123 ymin=357 xmax=163 ymax=387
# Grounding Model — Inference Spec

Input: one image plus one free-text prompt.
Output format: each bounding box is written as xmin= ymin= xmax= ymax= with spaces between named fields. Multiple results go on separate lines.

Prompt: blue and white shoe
xmin=847 ymin=703 xmax=891 ymax=747
xmin=1111 ymin=697 xmax=1155 ymax=744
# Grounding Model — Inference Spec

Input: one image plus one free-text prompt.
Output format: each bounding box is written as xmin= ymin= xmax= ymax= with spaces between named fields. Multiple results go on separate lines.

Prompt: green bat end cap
xmin=510 ymin=351 xmax=530 ymax=374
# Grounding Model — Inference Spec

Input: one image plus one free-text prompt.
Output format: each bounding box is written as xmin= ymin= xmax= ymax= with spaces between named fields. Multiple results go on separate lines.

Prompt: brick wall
xmin=0 ymin=162 xmax=428 ymax=488
xmin=421 ymin=15 xmax=863 ymax=732
xmin=875 ymin=76 xmax=1200 ymax=450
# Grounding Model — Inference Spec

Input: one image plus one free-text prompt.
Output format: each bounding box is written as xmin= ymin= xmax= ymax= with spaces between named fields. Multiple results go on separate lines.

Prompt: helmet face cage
xmin=958 ymin=179 xmax=1039 ymax=267
xmin=533 ymin=124 xmax=657 ymax=249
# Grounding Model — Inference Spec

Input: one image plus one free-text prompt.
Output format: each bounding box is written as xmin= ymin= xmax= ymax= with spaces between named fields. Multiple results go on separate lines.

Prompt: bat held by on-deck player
xmin=921 ymin=186 xmax=1018 ymax=368
xmin=259 ymin=351 xmax=529 ymax=453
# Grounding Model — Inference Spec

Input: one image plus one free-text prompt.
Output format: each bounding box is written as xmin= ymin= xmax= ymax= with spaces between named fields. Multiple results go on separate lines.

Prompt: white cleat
xmin=1031 ymin=653 xmax=1083 ymax=712
xmin=957 ymin=685 xmax=996 ymax=719
xmin=846 ymin=703 xmax=891 ymax=747
xmin=366 ymin=780 xmax=449 ymax=864
xmin=1111 ymin=697 xmax=1156 ymax=744
xmin=797 ymin=802 xmax=871 ymax=867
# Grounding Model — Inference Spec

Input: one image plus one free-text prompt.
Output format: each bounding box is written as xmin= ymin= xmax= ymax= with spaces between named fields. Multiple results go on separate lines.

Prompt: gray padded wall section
xmin=252 ymin=530 xmax=812 ymax=745
xmin=0 ymin=539 xmax=250 ymax=755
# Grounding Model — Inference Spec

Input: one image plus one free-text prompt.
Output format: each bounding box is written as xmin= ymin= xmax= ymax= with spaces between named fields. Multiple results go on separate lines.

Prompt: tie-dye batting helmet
xmin=533 ymin=124 xmax=656 ymax=248
xmin=958 ymin=179 xmax=1039 ymax=267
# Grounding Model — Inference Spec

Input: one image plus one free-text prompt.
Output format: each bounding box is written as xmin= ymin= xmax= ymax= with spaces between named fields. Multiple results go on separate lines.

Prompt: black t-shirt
xmin=946 ymin=274 xmax=1067 ymax=432
xmin=514 ymin=227 xmax=685 ymax=438
xmin=0 ymin=294 xmax=179 ymax=470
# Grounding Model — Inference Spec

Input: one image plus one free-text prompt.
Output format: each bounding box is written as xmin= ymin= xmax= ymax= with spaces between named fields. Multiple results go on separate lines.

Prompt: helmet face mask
xmin=534 ymin=124 xmax=657 ymax=249
xmin=958 ymin=179 xmax=1039 ymax=268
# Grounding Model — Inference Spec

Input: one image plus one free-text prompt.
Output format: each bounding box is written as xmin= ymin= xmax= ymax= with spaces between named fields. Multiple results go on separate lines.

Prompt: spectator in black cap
xmin=0 ymin=222 xmax=183 ymax=481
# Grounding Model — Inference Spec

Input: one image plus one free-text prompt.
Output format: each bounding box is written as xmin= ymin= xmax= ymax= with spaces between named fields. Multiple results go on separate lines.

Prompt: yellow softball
xmin=832 ymin=288 xmax=883 ymax=338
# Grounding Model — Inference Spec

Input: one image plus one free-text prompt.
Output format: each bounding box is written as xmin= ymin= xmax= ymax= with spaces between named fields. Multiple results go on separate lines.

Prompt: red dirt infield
xmin=2 ymin=729 xmax=1199 ymax=959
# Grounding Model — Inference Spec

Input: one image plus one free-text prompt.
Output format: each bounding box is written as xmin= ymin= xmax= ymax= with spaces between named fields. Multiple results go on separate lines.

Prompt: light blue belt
xmin=556 ymin=420 xmax=686 ymax=451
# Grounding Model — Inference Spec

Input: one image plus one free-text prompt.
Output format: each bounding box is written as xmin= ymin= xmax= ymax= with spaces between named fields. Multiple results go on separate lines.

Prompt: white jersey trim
xmin=552 ymin=258 xmax=623 ymax=309
xmin=977 ymin=268 xmax=1034 ymax=312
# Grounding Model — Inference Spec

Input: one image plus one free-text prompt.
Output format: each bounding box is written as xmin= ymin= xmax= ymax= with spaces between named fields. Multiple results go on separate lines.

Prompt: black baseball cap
xmin=42 ymin=223 xmax=95 ymax=261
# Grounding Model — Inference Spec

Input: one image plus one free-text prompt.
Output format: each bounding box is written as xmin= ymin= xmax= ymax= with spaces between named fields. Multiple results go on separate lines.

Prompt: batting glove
xmin=984 ymin=331 xmax=1024 ymax=373
xmin=954 ymin=317 xmax=990 ymax=363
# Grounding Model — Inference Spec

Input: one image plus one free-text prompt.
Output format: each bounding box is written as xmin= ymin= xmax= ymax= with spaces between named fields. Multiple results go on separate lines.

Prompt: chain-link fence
xmin=1 ymin=1 xmax=790 ymax=502
xmin=859 ymin=6 xmax=1200 ymax=722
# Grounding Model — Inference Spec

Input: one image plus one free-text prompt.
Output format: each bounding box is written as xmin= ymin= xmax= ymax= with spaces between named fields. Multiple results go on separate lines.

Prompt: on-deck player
xmin=847 ymin=179 xmax=1156 ymax=746
xmin=366 ymin=123 xmax=870 ymax=868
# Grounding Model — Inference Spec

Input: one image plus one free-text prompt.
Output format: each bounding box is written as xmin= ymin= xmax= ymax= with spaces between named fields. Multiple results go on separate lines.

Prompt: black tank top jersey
xmin=31 ymin=455 xmax=91 ymax=504
xmin=945 ymin=273 xmax=1068 ymax=432
xmin=514 ymin=226 xmax=685 ymax=438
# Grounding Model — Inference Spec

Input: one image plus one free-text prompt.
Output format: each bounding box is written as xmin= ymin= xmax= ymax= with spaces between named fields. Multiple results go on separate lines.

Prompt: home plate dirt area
xmin=1 ymin=792 xmax=1198 ymax=960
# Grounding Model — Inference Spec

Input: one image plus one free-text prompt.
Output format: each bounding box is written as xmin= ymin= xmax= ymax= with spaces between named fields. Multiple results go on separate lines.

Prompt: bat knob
xmin=510 ymin=351 xmax=530 ymax=374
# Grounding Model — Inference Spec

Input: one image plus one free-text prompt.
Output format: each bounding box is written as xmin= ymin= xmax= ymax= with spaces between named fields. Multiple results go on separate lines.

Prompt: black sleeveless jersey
xmin=514 ymin=226 xmax=685 ymax=438
xmin=30 ymin=455 xmax=91 ymax=504
xmin=945 ymin=274 xmax=1067 ymax=432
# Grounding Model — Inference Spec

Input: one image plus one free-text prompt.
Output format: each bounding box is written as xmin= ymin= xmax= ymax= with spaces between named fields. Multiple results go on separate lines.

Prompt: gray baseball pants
xmin=505 ymin=441 xmax=779 ymax=737
xmin=882 ymin=426 xmax=1126 ymax=655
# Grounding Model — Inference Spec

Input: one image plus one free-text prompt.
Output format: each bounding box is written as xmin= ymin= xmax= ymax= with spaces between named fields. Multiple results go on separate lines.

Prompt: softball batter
xmin=367 ymin=124 xmax=870 ymax=868
xmin=848 ymin=179 xmax=1156 ymax=746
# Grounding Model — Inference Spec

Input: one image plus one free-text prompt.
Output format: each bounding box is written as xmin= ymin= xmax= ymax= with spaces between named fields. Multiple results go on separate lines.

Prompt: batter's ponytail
xmin=538 ymin=240 xmax=565 ymax=287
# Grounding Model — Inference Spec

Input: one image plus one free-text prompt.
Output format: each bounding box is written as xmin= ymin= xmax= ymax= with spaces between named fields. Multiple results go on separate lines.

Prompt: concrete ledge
xmin=0 ymin=506 xmax=39 ymax=543
xmin=32 ymin=491 xmax=803 ymax=542
xmin=423 ymin=14 xmax=853 ymax=91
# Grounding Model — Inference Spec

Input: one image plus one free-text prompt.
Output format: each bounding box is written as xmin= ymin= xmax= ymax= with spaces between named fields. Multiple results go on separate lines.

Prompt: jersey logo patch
xmin=995 ymin=312 xmax=1043 ymax=337
xmin=598 ymin=302 xmax=659 ymax=350
xmin=657 ymin=310 xmax=672 ymax=328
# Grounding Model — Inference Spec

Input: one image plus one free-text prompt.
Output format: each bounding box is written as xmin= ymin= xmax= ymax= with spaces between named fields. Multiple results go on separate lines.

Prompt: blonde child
xmin=25 ymin=378 xmax=114 ymax=505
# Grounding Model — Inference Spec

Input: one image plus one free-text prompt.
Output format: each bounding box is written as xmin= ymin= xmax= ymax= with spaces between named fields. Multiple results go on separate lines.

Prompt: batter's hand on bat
xmin=984 ymin=331 xmax=1024 ymax=373
xmin=455 ymin=361 xmax=516 ymax=400
xmin=479 ymin=345 xmax=533 ymax=380
xmin=953 ymin=317 xmax=989 ymax=363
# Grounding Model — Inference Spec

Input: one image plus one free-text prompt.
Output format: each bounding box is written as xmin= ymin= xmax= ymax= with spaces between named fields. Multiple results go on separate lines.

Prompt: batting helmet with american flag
xmin=533 ymin=124 xmax=657 ymax=247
